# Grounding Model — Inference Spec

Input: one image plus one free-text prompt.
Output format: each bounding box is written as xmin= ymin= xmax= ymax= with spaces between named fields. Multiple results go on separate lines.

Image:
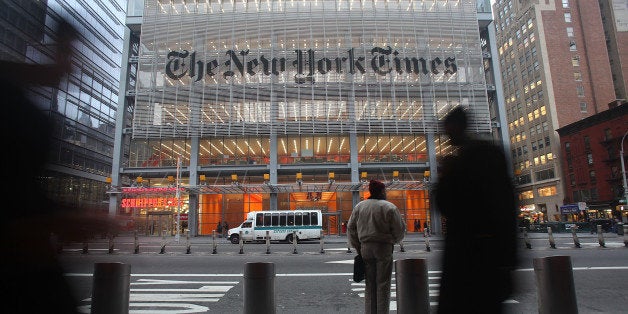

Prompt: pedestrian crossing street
xmin=350 ymin=273 xmax=441 ymax=311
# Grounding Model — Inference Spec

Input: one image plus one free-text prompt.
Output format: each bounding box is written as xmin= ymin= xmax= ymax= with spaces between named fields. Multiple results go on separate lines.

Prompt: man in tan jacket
xmin=348 ymin=180 xmax=406 ymax=313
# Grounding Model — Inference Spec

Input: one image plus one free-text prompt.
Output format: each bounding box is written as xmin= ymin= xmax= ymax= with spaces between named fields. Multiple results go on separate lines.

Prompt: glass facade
xmin=0 ymin=0 xmax=125 ymax=211
xmin=114 ymin=0 xmax=504 ymax=236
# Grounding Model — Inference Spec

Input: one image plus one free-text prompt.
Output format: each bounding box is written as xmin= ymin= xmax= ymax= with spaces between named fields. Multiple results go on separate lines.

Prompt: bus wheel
xmin=285 ymin=234 xmax=294 ymax=244
xmin=230 ymin=234 xmax=239 ymax=244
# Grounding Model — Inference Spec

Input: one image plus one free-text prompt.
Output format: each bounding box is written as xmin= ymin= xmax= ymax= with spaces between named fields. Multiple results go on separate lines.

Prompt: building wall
xmin=494 ymin=0 xmax=617 ymax=221
xmin=558 ymin=102 xmax=628 ymax=220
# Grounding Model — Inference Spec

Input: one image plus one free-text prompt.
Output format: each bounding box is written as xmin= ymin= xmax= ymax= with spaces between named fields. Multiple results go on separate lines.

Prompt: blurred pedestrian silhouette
xmin=434 ymin=107 xmax=518 ymax=314
xmin=0 ymin=19 xmax=118 ymax=313
xmin=348 ymin=180 xmax=405 ymax=313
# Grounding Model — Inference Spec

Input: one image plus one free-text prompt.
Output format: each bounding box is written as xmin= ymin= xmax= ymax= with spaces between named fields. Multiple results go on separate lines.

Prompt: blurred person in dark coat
xmin=434 ymin=107 xmax=518 ymax=314
xmin=348 ymin=180 xmax=405 ymax=313
xmin=0 ymin=19 xmax=117 ymax=313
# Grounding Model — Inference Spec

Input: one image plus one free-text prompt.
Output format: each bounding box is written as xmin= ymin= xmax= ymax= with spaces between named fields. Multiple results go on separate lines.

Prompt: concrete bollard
xmin=91 ymin=262 xmax=131 ymax=314
xmin=186 ymin=230 xmax=191 ymax=254
xmin=320 ymin=230 xmax=325 ymax=254
xmin=523 ymin=228 xmax=532 ymax=249
xmin=424 ymin=230 xmax=431 ymax=252
xmin=547 ymin=227 xmax=556 ymax=249
xmin=266 ymin=231 xmax=271 ymax=254
xmin=292 ymin=230 xmax=298 ymax=254
xmin=244 ymin=262 xmax=275 ymax=314
xmin=108 ymin=234 xmax=115 ymax=254
xmin=533 ymin=256 xmax=578 ymax=314
xmin=597 ymin=225 xmax=605 ymax=248
xmin=571 ymin=227 xmax=581 ymax=248
xmin=239 ymin=230 xmax=244 ymax=254
xmin=624 ymin=225 xmax=628 ymax=247
xmin=394 ymin=259 xmax=429 ymax=314
xmin=212 ymin=230 xmax=217 ymax=254
xmin=160 ymin=230 xmax=166 ymax=254
xmin=133 ymin=231 xmax=139 ymax=254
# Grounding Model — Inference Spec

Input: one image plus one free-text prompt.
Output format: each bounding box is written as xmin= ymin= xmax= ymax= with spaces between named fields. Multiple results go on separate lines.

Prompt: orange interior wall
xmin=405 ymin=190 xmax=429 ymax=232
xmin=199 ymin=194 xmax=223 ymax=235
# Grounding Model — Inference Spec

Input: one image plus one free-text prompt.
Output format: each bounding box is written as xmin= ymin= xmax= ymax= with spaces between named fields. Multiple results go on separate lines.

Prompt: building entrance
xmin=145 ymin=211 xmax=174 ymax=236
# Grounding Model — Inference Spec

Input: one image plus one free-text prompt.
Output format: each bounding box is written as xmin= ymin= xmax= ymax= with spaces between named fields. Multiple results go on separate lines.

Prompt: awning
xmin=185 ymin=180 xmax=428 ymax=195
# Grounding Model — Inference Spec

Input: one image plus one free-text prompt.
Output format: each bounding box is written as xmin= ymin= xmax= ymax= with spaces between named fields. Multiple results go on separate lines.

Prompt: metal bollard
xmin=266 ymin=231 xmax=271 ymax=254
xmin=571 ymin=227 xmax=581 ymax=248
xmin=547 ymin=227 xmax=556 ymax=249
xmin=597 ymin=225 xmax=605 ymax=248
xmin=624 ymin=225 xmax=628 ymax=247
xmin=424 ymin=230 xmax=431 ymax=252
xmin=320 ymin=230 xmax=325 ymax=254
xmin=108 ymin=234 xmax=115 ymax=254
xmin=133 ymin=231 xmax=139 ymax=254
xmin=91 ymin=262 xmax=131 ymax=314
xmin=186 ymin=230 xmax=191 ymax=254
xmin=212 ymin=230 xmax=217 ymax=254
xmin=394 ymin=259 xmax=429 ymax=314
xmin=244 ymin=262 xmax=275 ymax=314
xmin=239 ymin=230 xmax=244 ymax=254
xmin=533 ymin=256 xmax=578 ymax=314
xmin=292 ymin=231 xmax=298 ymax=254
xmin=160 ymin=230 xmax=166 ymax=254
xmin=523 ymin=228 xmax=532 ymax=249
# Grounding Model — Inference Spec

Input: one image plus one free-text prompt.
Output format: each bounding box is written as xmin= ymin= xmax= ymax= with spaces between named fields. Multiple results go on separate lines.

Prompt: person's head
xmin=443 ymin=106 xmax=468 ymax=145
xmin=368 ymin=179 xmax=386 ymax=200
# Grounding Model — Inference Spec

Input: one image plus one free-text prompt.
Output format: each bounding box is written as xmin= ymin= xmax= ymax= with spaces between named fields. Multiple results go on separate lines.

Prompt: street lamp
xmin=621 ymin=130 xmax=628 ymax=206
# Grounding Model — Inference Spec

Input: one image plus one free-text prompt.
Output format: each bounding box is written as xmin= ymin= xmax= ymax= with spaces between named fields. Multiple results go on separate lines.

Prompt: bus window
xmin=295 ymin=212 xmax=302 ymax=226
xmin=287 ymin=213 xmax=295 ymax=226
xmin=271 ymin=213 xmax=279 ymax=226
xmin=303 ymin=212 xmax=311 ymax=225
xmin=264 ymin=213 xmax=271 ymax=226
xmin=279 ymin=213 xmax=287 ymax=226
xmin=311 ymin=212 xmax=319 ymax=225
xmin=243 ymin=221 xmax=252 ymax=228
xmin=256 ymin=213 xmax=264 ymax=226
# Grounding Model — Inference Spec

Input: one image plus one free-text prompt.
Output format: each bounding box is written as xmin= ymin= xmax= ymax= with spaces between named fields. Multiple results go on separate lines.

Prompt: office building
xmin=493 ymin=0 xmax=616 ymax=222
xmin=0 ymin=0 xmax=126 ymax=211
xmin=113 ymin=0 xmax=508 ymax=236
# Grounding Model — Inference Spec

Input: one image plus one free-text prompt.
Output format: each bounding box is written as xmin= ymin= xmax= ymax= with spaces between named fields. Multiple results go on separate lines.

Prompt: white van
xmin=227 ymin=210 xmax=323 ymax=244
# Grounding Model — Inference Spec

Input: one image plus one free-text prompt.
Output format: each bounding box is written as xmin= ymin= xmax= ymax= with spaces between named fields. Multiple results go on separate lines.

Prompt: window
xmin=303 ymin=212 xmax=311 ymax=225
xmin=576 ymin=85 xmax=584 ymax=97
xmin=604 ymin=128 xmax=612 ymax=141
xmin=538 ymin=186 xmax=557 ymax=197
xmin=580 ymin=102 xmax=587 ymax=112
xmin=570 ymin=41 xmax=577 ymax=51
xmin=564 ymin=13 xmax=572 ymax=23
xmin=572 ymin=56 xmax=580 ymax=67
xmin=520 ymin=190 xmax=534 ymax=200
xmin=565 ymin=142 xmax=571 ymax=154
xmin=562 ymin=0 xmax=569 ymax=8
xmin=584 ymin=136 xmax=591 ymax=150
xmin=587 ymin=153 xmax=593 ymax=165
xmin=570 ymin=173 xmax=575 ymax=186
xmin=589 ymin=170 xmax=596 ymax=183
xmin=566 ymin=27 xmax=574 ymax=37
xmin=574 ymin=72 xmax=582 ymax=81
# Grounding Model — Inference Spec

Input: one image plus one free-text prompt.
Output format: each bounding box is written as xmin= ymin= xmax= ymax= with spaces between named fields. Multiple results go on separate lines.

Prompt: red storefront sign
xmin=121 ymin=197 xmax=182 ymax=208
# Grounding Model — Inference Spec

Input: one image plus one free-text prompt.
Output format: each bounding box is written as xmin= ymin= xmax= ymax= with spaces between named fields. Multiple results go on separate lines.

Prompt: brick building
xmin=556 ymin=100 xmax=628 ymax=223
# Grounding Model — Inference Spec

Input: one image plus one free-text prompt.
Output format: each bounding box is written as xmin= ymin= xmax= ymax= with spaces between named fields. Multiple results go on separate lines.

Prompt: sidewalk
xmin=89 ymin=230 xmax=625 ymax=245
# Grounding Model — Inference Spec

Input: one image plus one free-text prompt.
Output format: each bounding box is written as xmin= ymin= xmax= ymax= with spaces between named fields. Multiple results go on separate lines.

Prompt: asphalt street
xmin=55 ymin=231 xmax=628 ymax=313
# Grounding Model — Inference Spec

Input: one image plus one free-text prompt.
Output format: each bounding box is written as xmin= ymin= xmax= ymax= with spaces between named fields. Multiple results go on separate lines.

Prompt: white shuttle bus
xmin=227 ymin=210 xmax=323 ymax=244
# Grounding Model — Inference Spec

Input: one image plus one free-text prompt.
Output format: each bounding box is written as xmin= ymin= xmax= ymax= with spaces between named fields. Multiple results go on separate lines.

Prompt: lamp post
xmin=621 ymin=130 xmax=628 ymax=206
